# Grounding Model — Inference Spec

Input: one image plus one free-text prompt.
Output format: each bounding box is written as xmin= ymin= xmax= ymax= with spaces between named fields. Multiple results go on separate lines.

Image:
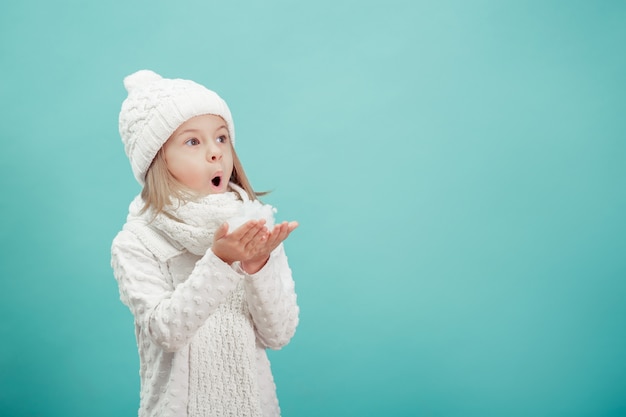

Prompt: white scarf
xmin=127 ymin=183 xmax=276 ymax=256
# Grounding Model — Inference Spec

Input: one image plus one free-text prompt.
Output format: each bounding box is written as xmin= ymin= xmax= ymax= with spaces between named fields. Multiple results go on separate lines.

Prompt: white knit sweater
xmin=111 ymin=207 xmax=299 ymax=417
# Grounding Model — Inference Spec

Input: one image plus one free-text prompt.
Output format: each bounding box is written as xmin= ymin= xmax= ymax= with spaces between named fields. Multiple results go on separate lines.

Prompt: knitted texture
xmin=148 ymin=188 xmax=243 ymax=256
xmin=111 ymin=195 xmax=299 ymax=417
xmin=118 ymin=69 xmax=235 ymax=185
xmin=188 ymin=280 xmax=261 ymax=417
xmin=145 ymin=183 xmax=275 ymax=256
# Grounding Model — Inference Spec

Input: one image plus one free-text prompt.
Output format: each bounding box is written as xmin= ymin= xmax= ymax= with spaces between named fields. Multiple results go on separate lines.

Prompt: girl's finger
xmin=229 ymin=220 xmax=256 ymax=239
xmin=266 ymin=223 xmax=287 ymax=248
xmin=275 ymin=222 xmax=289 ymax=240
xmin=239 ymin=220 xmax=265 ymax=242
xmin=244 ymin=226 xmax=268 ymax=251
xmin=214 ymin=223 xmax=229 ymax=241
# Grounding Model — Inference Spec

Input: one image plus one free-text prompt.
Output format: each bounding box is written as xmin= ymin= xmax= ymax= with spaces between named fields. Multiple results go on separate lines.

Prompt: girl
xmin=111 ymin=70 xmax=299 ymax=417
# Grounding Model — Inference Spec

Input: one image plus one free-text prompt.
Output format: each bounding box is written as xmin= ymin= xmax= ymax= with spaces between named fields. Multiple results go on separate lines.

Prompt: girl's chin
xmin=197 ymin=185 xmax=227 ymax=196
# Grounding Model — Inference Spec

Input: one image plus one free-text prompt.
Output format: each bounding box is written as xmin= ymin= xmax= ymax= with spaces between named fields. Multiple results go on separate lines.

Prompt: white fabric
xmin=147 ymin=188 xmax=243 ymax=256
xmin=111 ymin=190 xmax=299 ymax=417
xmin=140 ymin=183 xmax=277 ymax=256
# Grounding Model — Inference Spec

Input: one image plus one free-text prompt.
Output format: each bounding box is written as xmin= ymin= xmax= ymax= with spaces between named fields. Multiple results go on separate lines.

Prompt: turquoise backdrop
xmin=1 ymin=1 xmax=625 ymax=416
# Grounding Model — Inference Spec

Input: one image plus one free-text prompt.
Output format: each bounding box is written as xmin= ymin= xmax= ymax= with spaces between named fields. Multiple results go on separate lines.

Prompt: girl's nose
xmin=207 ymin=146 xmax=222 ymax=162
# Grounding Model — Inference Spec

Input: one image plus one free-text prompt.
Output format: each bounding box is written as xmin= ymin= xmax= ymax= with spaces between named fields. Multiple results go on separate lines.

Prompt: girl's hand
xmin=241 ymin=221 xmax=298 ymax=274
xmin=211 ymin=220 xmax=269 ymax=265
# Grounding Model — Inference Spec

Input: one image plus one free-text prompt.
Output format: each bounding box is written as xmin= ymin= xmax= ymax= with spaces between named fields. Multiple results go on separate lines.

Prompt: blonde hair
xmin=140 ymin=142 xmax=263 ymax=217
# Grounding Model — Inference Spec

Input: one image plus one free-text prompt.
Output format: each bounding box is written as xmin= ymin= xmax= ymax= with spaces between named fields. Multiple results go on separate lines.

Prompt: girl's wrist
xmin=211 ymin=247 xmax=235 ymax=265
xmin=241 ymin=256 xmax=269 ymax=275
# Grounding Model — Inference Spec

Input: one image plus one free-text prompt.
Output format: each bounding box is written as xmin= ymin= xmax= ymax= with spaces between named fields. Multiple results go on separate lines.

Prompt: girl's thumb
xmin=214 ymin=222 xmax=229 ymax=241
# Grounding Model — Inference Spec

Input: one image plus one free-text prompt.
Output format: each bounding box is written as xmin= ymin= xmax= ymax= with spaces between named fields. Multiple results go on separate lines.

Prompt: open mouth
xmin=211 ymin=175 xmax=222 ymax=187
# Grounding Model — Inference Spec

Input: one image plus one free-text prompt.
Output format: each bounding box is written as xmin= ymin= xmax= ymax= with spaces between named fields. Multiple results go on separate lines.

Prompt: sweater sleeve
xmin=243 ymin=243 xmax=299 ymax=350
xmin=111 ymin=229 xmax=242 ymax=352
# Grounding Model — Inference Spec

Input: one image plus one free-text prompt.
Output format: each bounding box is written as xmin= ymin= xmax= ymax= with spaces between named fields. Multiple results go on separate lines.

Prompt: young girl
xmin=111 ymin=70 xmax=299 ymax=417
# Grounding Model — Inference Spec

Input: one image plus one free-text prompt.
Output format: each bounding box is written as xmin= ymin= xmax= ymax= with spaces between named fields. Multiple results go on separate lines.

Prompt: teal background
xmin=1 ymin=1 xmax=625 ymax=416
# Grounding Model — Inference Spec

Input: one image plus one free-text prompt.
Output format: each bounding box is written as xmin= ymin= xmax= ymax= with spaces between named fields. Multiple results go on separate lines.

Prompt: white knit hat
xmin=118 ymin=70 xmax=235 ymax=185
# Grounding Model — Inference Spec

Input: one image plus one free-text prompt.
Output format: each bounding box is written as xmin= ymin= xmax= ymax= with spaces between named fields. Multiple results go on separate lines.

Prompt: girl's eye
xmin=217 ymin=135 xmax=228 ymax=144
xmin=185 ymin=138 xmax=200 ymax=146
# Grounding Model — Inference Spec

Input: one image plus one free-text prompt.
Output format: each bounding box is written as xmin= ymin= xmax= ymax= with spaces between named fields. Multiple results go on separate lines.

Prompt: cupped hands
xmin=211 ymin=219 xmax=298 ymax=274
